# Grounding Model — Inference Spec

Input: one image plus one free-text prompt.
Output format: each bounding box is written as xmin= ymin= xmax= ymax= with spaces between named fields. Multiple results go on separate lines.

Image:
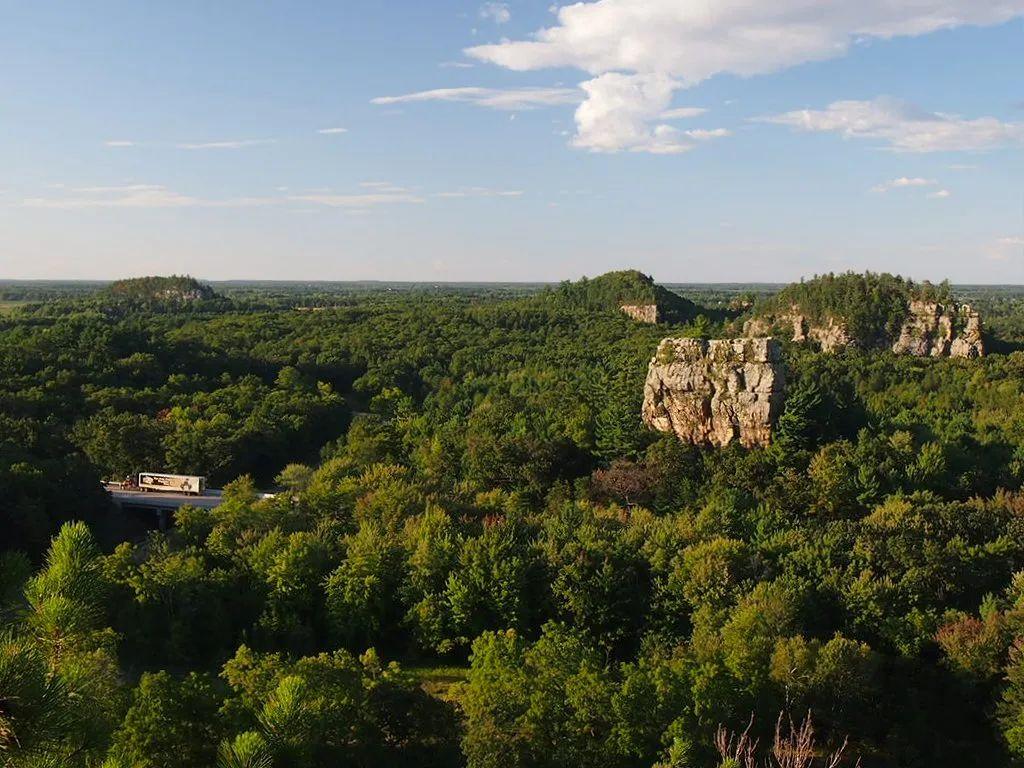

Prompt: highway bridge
xmin=105 ymin=484 xmax=275 ymax=530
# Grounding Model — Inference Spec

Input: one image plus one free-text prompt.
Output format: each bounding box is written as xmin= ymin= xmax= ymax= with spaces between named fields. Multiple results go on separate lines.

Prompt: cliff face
xmin=642 ymin=337 xmax=785 ymax=448
xmin=746 ymin=301 xmax=983 ymax=358
xmin=620 ymin=304 xmax=659 ymax=324
xmin=744 ymin=311 xmax=852 ymax=353
xmin=892 ymin=301 xmax=984 ymax=358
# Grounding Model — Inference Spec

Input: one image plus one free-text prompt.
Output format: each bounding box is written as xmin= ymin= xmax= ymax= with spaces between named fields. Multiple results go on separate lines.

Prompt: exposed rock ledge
xmin=744 ymin=311 xmax=852 ymax=353
xmin=621 ymin=304 xmax=659 ymax=324
xmin=642 ymin=337 xmax=785 ymax=448
xmin=745 ymin=301 xmax=984 ymax=358
xmin=892 ymin=301 xmax=984 ymax=358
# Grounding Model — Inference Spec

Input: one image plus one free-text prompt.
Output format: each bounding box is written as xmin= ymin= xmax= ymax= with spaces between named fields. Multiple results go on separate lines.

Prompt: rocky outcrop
xmin=642 ymin=337 xmax=785 ymax=448
xmin=892 ymin=301 xmax=984 ymax=358
xmin=744 ymin=310 xmax=851 ymax=353
xmin=620 ymin=304 xmax=659 ymax=324
xmin=746 ymin=301 xmax=984 ymax=358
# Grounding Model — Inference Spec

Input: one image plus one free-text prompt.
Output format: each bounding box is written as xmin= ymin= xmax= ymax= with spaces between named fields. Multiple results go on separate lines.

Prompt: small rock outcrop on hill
xmin=642 ymin=337 xmax=785 ymax=448
xmin=745 ymin=310 xmax=853 ymax=353
xmin=892 ymin=300 xmax=984 ymax=358
xmin=743 ymin=273 xmax=985 ymax=358
xmin=620 ymin=304 xmax=659 ymax=324
xmin=554 ymin=270 xmax=699 ymax=324
xmin=107 ymin=275 xmax=217 ymax=304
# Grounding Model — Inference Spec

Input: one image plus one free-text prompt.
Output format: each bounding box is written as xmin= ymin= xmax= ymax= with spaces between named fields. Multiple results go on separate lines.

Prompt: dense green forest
xmin=6 ymin=270 xmax=1024 ymax=766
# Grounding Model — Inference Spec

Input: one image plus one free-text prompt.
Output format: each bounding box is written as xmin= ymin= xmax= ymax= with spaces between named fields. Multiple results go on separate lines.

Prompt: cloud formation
xmin=317 ymin=127 xmax=348 ymax=135
xmin=176 ymin=139 xmax=276 ymax=150
xmin=372 ymin=86 xmax=581 ymax=111
xmin=479 ymin=2 xmax=511 ymax=24
xmin=759 ymin=98 xmax=1024 ymax=152
xmin=433 ymin=187 xmax=524 ymax=198
xmin=22 ymin=184 xmax=276 ymax=209
xmin=871 ymin=176 xmax=937 ymax=193
xmin=464 ymin=0 xmax=1024 ymax=152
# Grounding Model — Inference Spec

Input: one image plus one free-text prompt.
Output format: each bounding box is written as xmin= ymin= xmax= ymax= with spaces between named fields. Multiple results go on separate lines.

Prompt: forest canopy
xmin=4 ymin=271 xmax=1024 ymax=767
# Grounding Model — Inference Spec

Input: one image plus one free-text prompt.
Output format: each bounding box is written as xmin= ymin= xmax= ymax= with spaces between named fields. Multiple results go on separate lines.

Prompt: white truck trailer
xmin=137 ymin=472 xmax=206 ymax=496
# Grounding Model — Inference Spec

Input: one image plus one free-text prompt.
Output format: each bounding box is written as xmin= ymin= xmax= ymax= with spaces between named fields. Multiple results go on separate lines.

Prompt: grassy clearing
xmin=405 ymin=665 xmax=469 ymax=702
xmin=0 ymin=301 xmax=28 ymax=315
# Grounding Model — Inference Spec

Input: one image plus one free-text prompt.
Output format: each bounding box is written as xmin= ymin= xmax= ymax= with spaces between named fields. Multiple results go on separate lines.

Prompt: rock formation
xmin=892 ymin=301 xmax=984 ymax=358
xmin=621 ymin=304 xmax=659 ymax=324
xmin=746 ymin=302 xmax=983 ymax=358
xmin=642 ymin=337 xmax=785 ymax=448
xmin=744 ymin=309 xmax=852 ymax=353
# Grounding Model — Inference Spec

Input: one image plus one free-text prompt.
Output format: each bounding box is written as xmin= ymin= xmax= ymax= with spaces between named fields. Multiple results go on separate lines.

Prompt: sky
xmin=1 ymin=0 xmax=1022 ymax=283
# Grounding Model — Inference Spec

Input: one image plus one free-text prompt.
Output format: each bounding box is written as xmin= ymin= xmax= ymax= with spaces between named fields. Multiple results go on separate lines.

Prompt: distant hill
xmin=745 ymin=271 xmax=982 ymax=357
xmin=553 ymin=270 xmax=700 ymax=323
xmin=107 ymin=275 xmax=218 ymax=304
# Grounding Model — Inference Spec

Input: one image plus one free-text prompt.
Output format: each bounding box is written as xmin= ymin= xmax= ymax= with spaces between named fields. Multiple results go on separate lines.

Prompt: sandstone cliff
xmin=620 ymin=304 xmax=658 ymax=323
xmin=891 ymin=300 xmax=984 ymax=358
xmin=744 ymin=310 xmax=852 ymax=353
xmin=746 ymin=302 xmax=983 ymax=357
xmin=642 ymin=337 xmax=785 ymax=448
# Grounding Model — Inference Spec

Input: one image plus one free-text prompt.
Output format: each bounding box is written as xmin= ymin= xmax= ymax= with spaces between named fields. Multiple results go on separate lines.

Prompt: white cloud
xmin=317 ymin=127 xmax=348 ymax=135
xmin=372 ymin=86 xmax=581 ymax=111
xmin=439 ymin=61 xmax=475 ymax=69
xmin=569 ymin=73 xmax=732 ymax=153
xmin=684 ymin=128 xmax=732 ymax=140
xmin=104 ymin=140 xmax=137 ymax=147
xmin=758 ymin=97 xmax=1024 ymax=152
xmin=465 ymin=0 xmax=1024 ymax=152
xmin=434 ymin=187 xmax=524 ymax=198
xmin=22 ymin=184 xmax=278 ymax=210
xmin=480 ymin=2 xmax=511 ymax=24
xmin=176 ymin=139 xmax=276 ymax=150
xmin=989 ymin=236 xmax=1024 ymax=260
xmin=928 ymin=188 xmax=952 ymax=199
xmin=288 ymin=191 xmax=425 ymax=208
xmin=661 ymin=107 xmax=708 ymax=120
xmin=871 ymin=176 xmax=937 ymax=193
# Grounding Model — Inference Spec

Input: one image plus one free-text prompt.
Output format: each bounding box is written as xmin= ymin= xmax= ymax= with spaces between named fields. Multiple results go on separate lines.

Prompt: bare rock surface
xmin=892 ymin=301 xmax=984 ymax=358
xmin=620 ymin=304 xmax=659 ymax=323
xmin=642 ymin=337 xmax=785 ymax=448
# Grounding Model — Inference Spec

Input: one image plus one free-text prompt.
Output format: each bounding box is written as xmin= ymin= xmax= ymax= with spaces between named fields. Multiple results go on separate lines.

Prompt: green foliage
xmin=6 ymin=276 xmax=1024 ymax=766
xmin=107 ymin=275 xmax=217 ymax=303
xmin=107 ymin=671 xmax=224 ymax=768
xmin=752 ymin=271 xmax=952 ymax=346
xmin=552 ymin=270 xmax=700 ymax=322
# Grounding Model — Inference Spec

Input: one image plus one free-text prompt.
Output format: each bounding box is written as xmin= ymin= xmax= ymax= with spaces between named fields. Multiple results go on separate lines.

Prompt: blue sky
xmin=1 ymin=0 xmax=1022 ymax=282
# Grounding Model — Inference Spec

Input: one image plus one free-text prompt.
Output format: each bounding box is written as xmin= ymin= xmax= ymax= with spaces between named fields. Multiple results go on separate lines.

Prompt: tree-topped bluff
xmin=745 ymin=271 xmax=984 ymax=357
xmin=107 ymin=275 xmax=218 ymax=304
xmin=553 ymin=269 xmax=700 ymax=323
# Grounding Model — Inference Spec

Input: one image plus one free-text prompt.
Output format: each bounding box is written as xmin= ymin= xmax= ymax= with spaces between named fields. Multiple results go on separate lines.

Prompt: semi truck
xmin=136 ymin=472 xmax=206 ymax=496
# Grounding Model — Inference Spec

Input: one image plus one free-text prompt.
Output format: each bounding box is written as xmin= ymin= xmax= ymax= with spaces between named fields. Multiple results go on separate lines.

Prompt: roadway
xmin=104 ymin=484 xmax=225 ymax=510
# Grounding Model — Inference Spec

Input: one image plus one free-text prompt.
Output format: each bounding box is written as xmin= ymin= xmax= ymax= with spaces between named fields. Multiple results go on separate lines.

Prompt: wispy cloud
xmin=479 ymin=2 xmax=511 ymax=24
xmin=372 ymin=86 xmax=581 ymax=111
xmin=989 ymin=236 xmax=1024 ymax=261
xmin=871 ymin=177 xmax=937 ymax=193
xmin=175 ymin=139 xmax=277 ymax=150
xmin=465 ymin=0 xmax=1024 ymax=156
xmin=439 ymin=61 xmax=475 ymax=69
xmin=288 ymin=190 xmax=425 ymax=208
xmin=758 ymin=97 xmax=1024 ymax=153
xmin=661 ymin=107 xmax=708 ymax=120
xmin=928 ymin=189 xmax=952 ymax=199
xmin=433 ymin=187 xmax=524 ymax=198
xmin=684 ymin=128 xmax=731 ymax=140
xmin=22 ymin=184 xmax=279 ymax=209
xmin=317 ymin=127 xmax=348 ymax=135
xmin=104 ymin=140 xmax=137 ymax=147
